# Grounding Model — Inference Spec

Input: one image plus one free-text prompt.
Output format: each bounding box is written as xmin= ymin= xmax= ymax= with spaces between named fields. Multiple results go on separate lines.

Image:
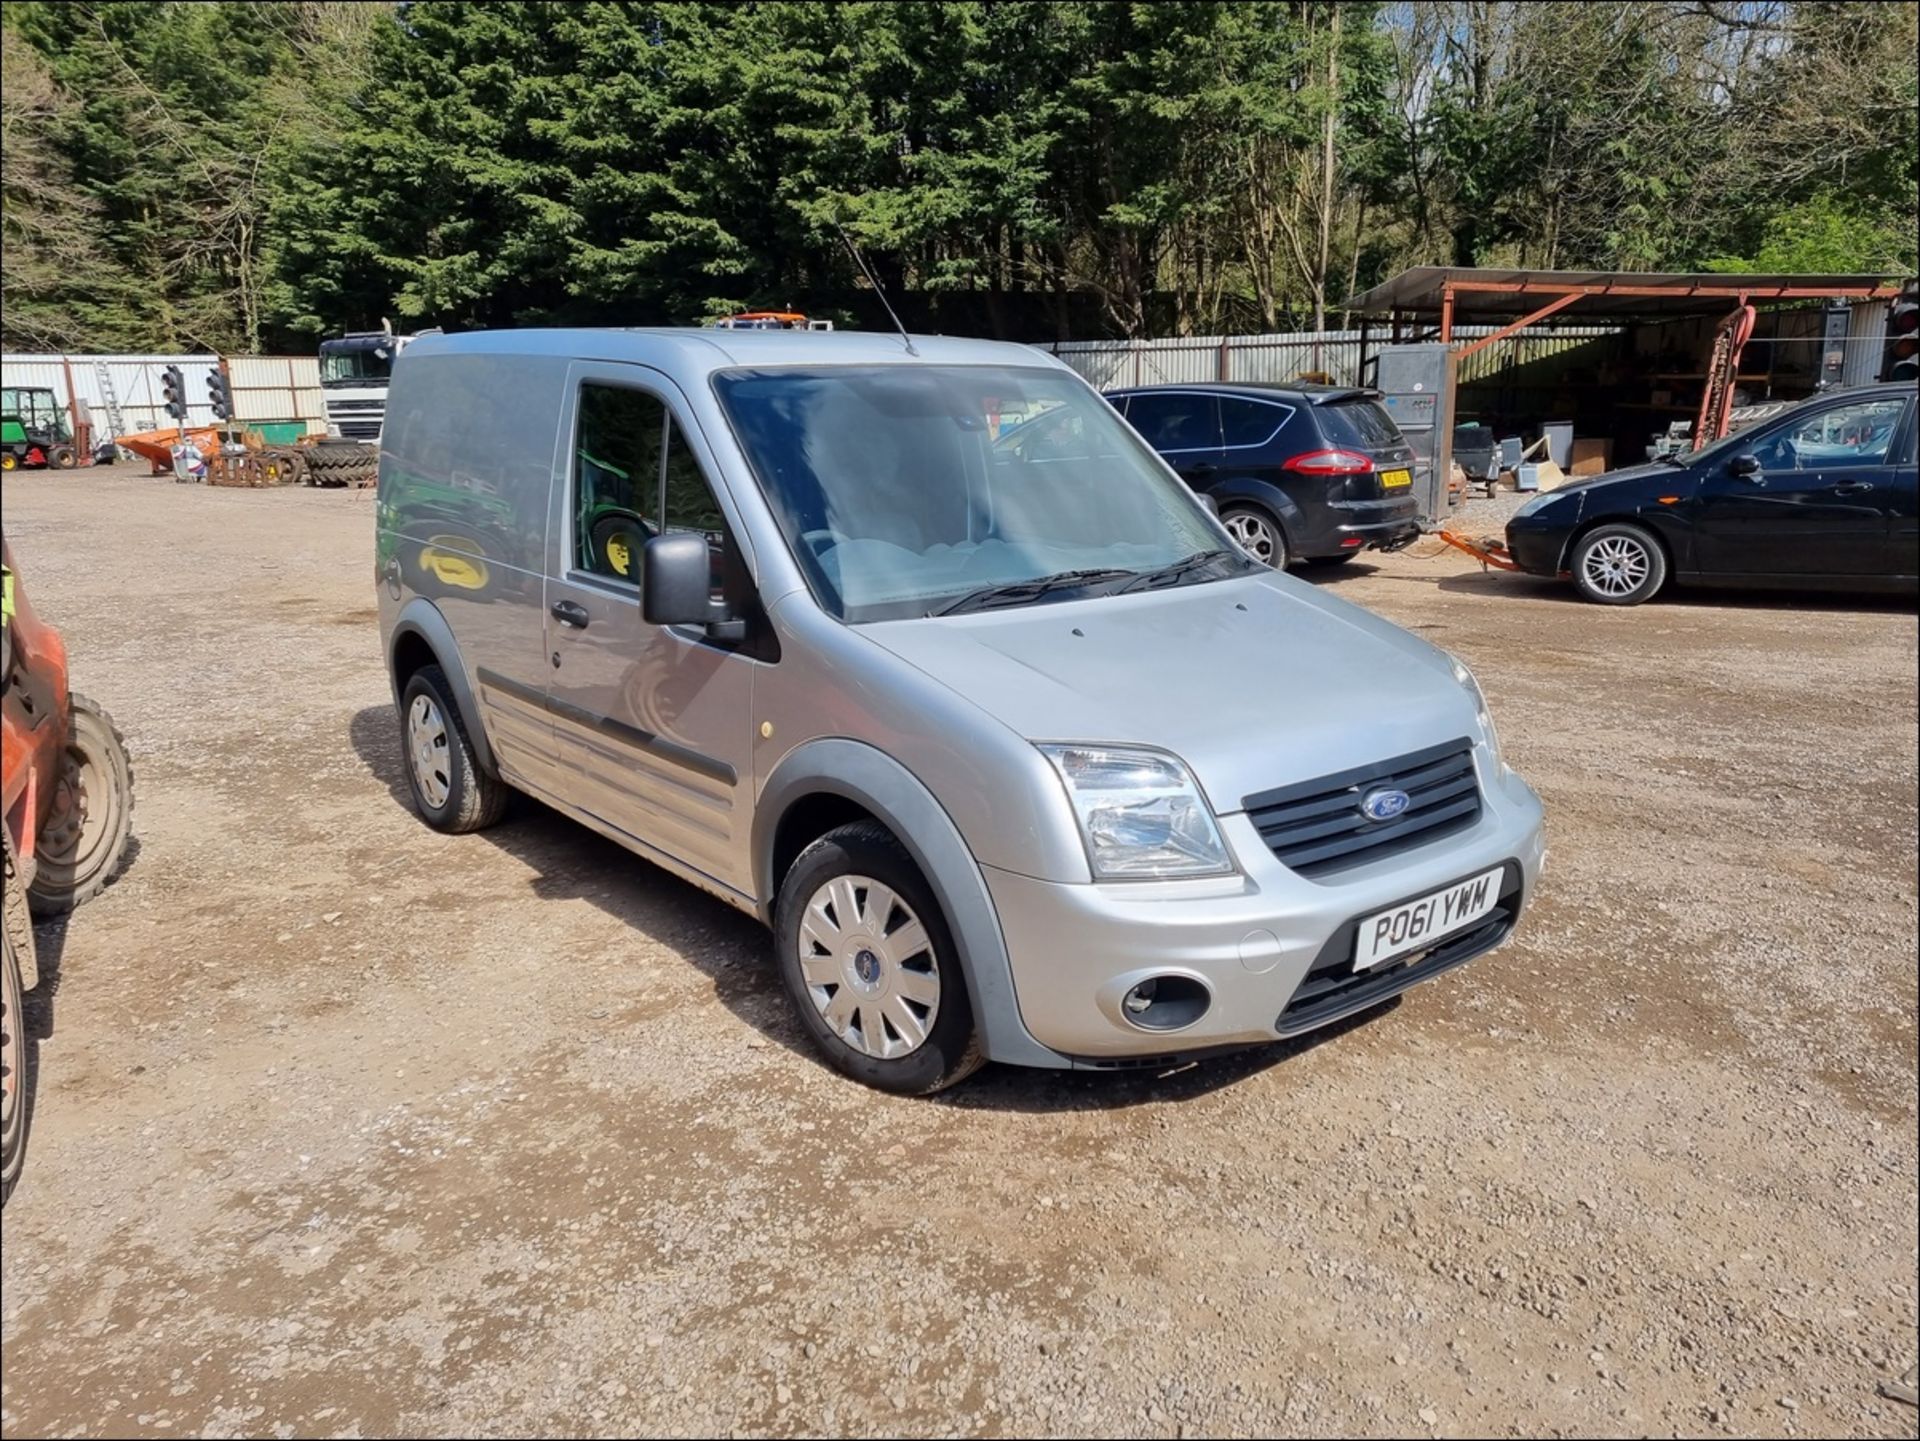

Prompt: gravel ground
xmin=1 ymin=469 xmax=1915 ymax=1440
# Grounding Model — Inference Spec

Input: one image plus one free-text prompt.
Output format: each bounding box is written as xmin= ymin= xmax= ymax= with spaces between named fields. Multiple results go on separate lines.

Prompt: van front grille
xmin=1244 ymin=738 xmax=1481 ymax=878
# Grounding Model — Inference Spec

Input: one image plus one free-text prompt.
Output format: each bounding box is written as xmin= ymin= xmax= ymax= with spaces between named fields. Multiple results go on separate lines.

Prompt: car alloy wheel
xmin=1222 ymin=506 xmax=1287 ymax=568
xmin=1580 ymin=534 xmax=1652 ymax=598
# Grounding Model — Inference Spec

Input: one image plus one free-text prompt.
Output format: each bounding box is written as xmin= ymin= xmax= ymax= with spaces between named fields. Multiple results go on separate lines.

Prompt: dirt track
xmin=1 ymin=468 xmax=1915 ymax=1439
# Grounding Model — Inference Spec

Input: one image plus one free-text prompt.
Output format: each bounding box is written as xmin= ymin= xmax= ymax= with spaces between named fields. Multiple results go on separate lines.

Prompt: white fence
xmin=1036 ymin=325 xmax=1624 ymax=390
xmin=0 ymin=352 xmax=326 ymax=440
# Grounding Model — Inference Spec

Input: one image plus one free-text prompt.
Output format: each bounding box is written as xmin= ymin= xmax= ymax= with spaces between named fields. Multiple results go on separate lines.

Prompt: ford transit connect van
xmin=376 ymin=330 xmax=1545 ymax=1093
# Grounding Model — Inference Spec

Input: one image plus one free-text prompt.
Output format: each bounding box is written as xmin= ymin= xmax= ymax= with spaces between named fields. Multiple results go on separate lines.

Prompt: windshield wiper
xmin=934 ymin=568 xmax=1138 ymax=617
xmin=1120 ymin=549 xmax=1238 ymax=592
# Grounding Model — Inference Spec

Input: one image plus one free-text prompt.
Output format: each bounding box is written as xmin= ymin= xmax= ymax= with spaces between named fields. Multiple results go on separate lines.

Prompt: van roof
xmin=403 ymin=327 xmax=1069 ymax=383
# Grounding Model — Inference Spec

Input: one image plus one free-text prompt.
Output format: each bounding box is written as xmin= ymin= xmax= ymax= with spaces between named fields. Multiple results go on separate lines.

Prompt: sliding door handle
xmin=550 ymin=600 xmax=590 ymax=629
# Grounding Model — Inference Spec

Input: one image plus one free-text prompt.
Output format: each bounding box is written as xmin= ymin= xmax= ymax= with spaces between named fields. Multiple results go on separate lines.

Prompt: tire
xmin=1570 ymin=522 xmax=1668 ymax=606
xmin=399 ymin=664 xmax=507 ymax=833
xmin=257 ymin=449 xmax=305 ymax=486
xmin=590 ymin=512 xmax=652 ymax=581
xmin=3 ymin=848 xmax=38 ymax=1207
xmin=1303 ymin=551 xmax=1359 ymax=567
xmin=27 ymin=694 xmax=135 ymax=917
xmin=304 ymin=442 xmax=375 ymax=488
xmin=48 ymin=445 xmax=77 ymax=470
xmin=0 ymin=452 xmax=17 ymax=472
xmin=1221 ymin=504 xmax=1290 ymax=569
xmin=774 ymin=821 xmax=984 ymax=1095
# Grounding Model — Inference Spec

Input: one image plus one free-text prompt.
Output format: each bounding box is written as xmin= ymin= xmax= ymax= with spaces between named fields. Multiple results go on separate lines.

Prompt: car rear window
xmin=1219 ymin=397 xmax=1290 ymax=447
xmin=1319 ymin=398 xmax=1403 ymax=450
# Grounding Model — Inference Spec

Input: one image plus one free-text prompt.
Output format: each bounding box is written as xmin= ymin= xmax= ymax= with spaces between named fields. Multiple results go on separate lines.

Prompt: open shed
xmin=1345 ymin=266 xmax=1904 ymax=504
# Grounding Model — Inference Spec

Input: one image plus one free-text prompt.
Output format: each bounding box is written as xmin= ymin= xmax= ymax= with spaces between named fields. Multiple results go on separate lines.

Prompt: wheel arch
xmin=1565 ymin=512 xmax=1677 ymax=576
xmin=386 ymin=599 xmax=498 ymax=775
xmin=754 ymin=739 xmax=1066 ymax=1070
xmin=1206 ymin=476 xmax=1303 ymax=544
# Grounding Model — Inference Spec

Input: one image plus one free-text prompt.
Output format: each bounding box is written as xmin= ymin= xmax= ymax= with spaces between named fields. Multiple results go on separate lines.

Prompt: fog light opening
xmin=1119 ymin=975 xmax=1211 ymax=1032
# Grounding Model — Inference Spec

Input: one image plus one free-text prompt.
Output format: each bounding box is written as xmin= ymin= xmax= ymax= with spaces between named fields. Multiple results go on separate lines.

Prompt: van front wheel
xmin=775 ymin=822 xmax=983 ymax=1095
xmin=399 ymin=665 xmax=507 ymax=833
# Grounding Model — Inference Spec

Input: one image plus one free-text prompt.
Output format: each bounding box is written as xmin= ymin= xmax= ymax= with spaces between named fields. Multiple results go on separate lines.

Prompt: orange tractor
xmin=2 ymin=539 xmax=135 ymax=1204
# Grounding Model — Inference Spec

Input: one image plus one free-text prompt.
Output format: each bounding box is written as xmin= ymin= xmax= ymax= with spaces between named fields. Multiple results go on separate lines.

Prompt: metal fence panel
xmin=1843 ymin=301 xmax=1889 ymax=387
xmin=228 ymin=355 xmax=324 ymax=428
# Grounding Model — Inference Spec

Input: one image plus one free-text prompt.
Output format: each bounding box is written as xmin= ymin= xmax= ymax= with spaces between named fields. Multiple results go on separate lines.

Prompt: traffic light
xmin=1883 ymin=283 xmax=1918 ymax=383
xmin=207 ymin=366 xmax=233 ymax=421
xmin=160 ymin=365 xmax=187 ymax=421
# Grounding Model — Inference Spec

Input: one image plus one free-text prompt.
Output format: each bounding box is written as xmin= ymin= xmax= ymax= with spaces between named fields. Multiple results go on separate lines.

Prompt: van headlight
xmin=1039 ymin=745 xmax=1234 ymax=880
xmin=1451 ymin=657 xmax=1503 ymax=768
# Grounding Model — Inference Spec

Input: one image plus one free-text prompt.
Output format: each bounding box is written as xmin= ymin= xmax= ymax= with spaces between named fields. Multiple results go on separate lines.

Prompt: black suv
xmin=1106 ymin=383 xmax=1422 ymax=567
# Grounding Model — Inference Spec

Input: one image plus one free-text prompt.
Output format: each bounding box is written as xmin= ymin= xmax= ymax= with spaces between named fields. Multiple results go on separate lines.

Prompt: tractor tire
xmin=27 ymin=693 xmax=135 ymax=918
xmin=304 ymin=441 xmax=377 ymax=488
xmin=48 ymin=446 xmax=77 ymax=470
xmin=257 ymin=449 xmax=307 ymax=487
xmin=0 ymin=452 xmax=18 ymax=472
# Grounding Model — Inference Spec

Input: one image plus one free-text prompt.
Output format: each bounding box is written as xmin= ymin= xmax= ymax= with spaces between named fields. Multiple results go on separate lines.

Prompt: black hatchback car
xmin=1106 ymin=383 xmax=1422 ymax=568
xmin=1505 ymin=383 xmax=1919 ymax=605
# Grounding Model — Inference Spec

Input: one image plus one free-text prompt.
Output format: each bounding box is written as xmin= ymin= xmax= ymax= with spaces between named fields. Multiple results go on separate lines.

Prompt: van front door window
xmin=574 ymin=384 xmax=666 ymax=584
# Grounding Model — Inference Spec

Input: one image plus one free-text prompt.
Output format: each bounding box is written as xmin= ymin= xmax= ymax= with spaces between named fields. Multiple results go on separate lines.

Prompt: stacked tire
xmin=302 ymin=440 xmax=379 ymax=488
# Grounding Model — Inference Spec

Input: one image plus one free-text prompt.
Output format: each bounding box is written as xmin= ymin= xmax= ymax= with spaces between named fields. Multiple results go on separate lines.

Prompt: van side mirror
xmin=641 ymin=533 xmax=745 ymax=641
xmin=1728 ymin=453 xmax=1762 ymax=478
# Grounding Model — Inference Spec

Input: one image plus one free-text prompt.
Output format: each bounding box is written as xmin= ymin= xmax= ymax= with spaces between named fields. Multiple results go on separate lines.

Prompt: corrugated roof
xmin=1345 ymin=266 xmax=1903 ymax=319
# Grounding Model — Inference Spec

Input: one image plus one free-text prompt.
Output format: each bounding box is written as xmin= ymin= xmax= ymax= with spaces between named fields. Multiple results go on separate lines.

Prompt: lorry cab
xmin=319 ymin=329 xmax=439 ymax=444
xmin=376 ymin=329 xmax=1545 ymax=1093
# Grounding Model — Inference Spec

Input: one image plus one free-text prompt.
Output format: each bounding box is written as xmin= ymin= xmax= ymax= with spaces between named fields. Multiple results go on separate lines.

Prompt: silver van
xmin=376 ymin=330 xmax=1545 ymax=1093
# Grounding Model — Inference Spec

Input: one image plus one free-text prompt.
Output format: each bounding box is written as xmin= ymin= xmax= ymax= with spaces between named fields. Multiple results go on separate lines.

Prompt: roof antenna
xmin=833 ymin=220 xmax=918 ymax=357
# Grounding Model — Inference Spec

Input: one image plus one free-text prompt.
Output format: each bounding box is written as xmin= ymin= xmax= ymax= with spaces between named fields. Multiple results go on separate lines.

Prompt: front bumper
xmin=1503 ymin=516 xmax=1575 ymax=576
xmin=983 ymin=753 xmax=1545 ymax=1059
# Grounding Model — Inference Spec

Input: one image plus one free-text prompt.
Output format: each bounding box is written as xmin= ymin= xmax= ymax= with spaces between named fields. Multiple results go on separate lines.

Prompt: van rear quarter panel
xmin=379 ymin=351 xmax=570 ymax=789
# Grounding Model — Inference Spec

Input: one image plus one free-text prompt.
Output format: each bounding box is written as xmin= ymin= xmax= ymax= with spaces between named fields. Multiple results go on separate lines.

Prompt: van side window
xmin=575 ymin=385 xmax=666 ymax=584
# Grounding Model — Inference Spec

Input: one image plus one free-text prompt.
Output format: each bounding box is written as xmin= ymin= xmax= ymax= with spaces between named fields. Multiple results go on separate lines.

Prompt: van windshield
xmin=714 ymin=365 xmax=1243 ymax=621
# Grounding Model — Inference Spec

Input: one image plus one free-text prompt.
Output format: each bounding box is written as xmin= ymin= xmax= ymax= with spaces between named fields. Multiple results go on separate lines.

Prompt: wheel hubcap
xmin=1583 ymin=536 xmax=1651 ymax=597
xmin=1225 ymin=512 xmax=1278 ymax=566
xmin=797 ymin=874 xmax=939 ymax=1059
xmin=407 ymin=695 xmax=452 ymax=808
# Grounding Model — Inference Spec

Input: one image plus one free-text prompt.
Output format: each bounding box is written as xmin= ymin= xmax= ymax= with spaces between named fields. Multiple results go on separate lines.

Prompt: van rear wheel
xmin=399 ymin=665 xmax=507 ymax=833
xmin=775 ymin=822 xmax=983 ymax=1095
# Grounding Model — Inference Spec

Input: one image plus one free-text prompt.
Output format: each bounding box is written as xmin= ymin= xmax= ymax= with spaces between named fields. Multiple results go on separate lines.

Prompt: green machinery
xmin=0 ymin=388 xmax=77 ymax=471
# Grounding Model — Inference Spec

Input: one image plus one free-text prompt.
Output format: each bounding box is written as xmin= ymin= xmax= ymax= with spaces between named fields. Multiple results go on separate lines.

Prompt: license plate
xmin=1380 ymin=468 xmax=1412 ymax=489
xmin=1354 ymin=867 xmax=1504 ymax=971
